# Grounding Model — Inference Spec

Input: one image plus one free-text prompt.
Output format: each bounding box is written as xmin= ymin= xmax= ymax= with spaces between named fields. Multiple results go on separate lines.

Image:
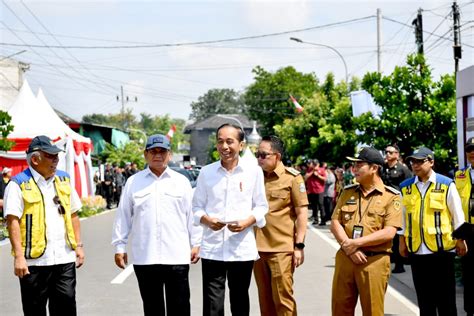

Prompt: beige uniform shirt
xmin=256 ymin=162 xmax=309 ymax=252
xmin=332 ymin=181 xmax=402 ymax=253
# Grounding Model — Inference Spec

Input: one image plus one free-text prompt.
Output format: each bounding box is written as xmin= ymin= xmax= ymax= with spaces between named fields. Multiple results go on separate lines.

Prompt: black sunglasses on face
xmin=53 ymin=196 xmax=66 ymax=215
xmin=255 ymin=151 xmax=276 ymax=159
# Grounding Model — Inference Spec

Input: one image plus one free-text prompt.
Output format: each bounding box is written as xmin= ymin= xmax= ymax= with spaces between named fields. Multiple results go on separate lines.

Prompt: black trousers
xmin=19 ymin=262 xmax=77 ymax=316
xmin=410 ymin=252 xmax=457 ymax=316
xmin=462 ymin=237 xmax=474 ymax=314
xmin=308 ymin=193 xmax=324 ymax=222
xmin=201 ymin=259 xmax=254 ymax=316
xmin=323 ymin=196 xmax=334 ymax=222
xmin=134 ymin=264 xmax=190 ymax=316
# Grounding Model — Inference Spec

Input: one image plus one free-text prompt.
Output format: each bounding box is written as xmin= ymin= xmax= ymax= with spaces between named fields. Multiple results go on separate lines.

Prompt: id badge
xmin=352 ymin=225 xmax=363 ymax=239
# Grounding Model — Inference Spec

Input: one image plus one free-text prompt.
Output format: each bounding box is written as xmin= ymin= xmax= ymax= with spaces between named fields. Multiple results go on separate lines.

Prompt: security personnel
xmin=454 ymin=138 xmax=474 ymax=316
xmin=254 ymin=135 xmax=309 ymax=316
xmin=4 ymin=135 xmax=84 ymax=316
xmin=399 ymin=147 xmax=467 ymax=316
xmin=330 ymin=147 xmax=402 ymax=316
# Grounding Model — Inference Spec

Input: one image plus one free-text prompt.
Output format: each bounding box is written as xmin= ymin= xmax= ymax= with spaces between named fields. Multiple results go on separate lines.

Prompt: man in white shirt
xmin=399 ymin=147 xmax=467 ymax=316
xmin=112 ymin=134 xmax=201 ymax=316
xmin=4 ymin=135 xmax=84 ymax=316
xmin=193 ymin=124 xmax=268 ymax=316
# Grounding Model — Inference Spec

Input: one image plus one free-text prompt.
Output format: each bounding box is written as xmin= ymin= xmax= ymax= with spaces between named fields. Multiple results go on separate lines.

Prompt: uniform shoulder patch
xmin=343 ymin=183 xmax=358 ymax=190
xmin=285 ymin=167 xmax=300 ymax=176
xmin=384 ymin=185 xmax=400 ymax=195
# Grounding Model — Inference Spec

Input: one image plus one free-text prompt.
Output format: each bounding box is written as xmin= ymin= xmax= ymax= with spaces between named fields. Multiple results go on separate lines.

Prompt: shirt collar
xmin=145 ymin=166 xmax=171 ymax=179
xmin=414 ymin=170 xmax=436 ymax=185
xmin=218 ymin=157 xmax=244 ymax=173
xmin=270 ymin=161 xmax=285 ymax=178
xmin=29 ymin=167 xmax=54 ymax=184
xmin=355 ymin=179 xmax=385 ymax=194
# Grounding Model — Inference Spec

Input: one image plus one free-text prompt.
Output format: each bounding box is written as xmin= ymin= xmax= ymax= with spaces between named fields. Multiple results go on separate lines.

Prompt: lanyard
xmin=358 ymin=191 xmax=374 ymax=224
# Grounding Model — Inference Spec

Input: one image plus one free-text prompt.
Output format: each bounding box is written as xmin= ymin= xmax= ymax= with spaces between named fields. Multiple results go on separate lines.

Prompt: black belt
xmin=364 ymin=251 xmax=389 ymax=257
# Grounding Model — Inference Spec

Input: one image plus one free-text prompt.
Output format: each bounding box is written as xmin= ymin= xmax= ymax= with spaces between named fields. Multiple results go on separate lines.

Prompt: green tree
xmin=137 ymin=114 xmax=187 ymax=152
xmin=0 ymin=111 xmax=15 ymax=151
xmin=274 ymin=74 xmax=358 ymax=165
xmin=356 ymin=54 xmax=456 ymax=173
xmin=244 ymin=66 xmax=319 ymax=135
xmin=100 ymin=141 xmax=145 ymax=169
xmin=82 ymin=108 xmax=136 ymax=130
xmin=189 ymin=88 xmax=245 ymax=121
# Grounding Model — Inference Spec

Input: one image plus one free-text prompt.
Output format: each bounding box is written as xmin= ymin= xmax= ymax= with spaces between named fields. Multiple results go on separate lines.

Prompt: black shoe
xmin=392 ymin=266 xmax=405 ymax=274
xmin=318 ymin=222 xmax=326 ymax=226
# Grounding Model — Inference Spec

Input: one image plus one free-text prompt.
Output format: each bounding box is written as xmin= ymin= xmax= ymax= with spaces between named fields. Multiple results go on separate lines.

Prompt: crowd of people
xmin=94 ymin=162 xmax=138 ymax=209
xmin=1 ymin=129 xmax=473 ymax=316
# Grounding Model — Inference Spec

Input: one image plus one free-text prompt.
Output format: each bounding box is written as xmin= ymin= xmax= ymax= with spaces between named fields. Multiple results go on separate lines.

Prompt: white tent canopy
xmin=1 ymin=79 xmax=94 ymax=198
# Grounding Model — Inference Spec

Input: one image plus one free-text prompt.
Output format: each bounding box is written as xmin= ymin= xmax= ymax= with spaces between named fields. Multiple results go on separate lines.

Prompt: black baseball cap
xmin=26 ymin=135 xmax=63 ymax=154
xmin=347 ymin=147 xmax=384 ymax=166
xmin=465 ymin=137 xmax=474 ymax=151
xmin=406 ymin=147 xmax=434 ymax=161
xmin=146 ymin=134 xmax=171 ymax=150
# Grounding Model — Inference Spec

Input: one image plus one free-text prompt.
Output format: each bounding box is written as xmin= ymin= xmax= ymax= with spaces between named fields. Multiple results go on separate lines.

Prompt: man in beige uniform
xmin=331 ymin=147 xmax=402 ymax=316
xmin=254 ymin=135 xmax=309 ymax=316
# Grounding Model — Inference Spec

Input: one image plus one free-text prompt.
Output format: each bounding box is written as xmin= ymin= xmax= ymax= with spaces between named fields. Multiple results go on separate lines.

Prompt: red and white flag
xmin=166 ymin=124 xmax=177 ymax=139
xmin=290 ymin=95 xmax=304 ymax=113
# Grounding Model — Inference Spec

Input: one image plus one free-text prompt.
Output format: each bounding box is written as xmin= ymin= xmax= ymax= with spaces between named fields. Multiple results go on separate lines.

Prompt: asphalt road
xmin=0 ymin=210 xmax=463 ymax=315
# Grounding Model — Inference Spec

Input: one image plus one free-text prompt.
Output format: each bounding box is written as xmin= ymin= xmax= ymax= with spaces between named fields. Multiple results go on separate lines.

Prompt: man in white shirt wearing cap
xmin=112 ymin=133 xmax=201 ymax=316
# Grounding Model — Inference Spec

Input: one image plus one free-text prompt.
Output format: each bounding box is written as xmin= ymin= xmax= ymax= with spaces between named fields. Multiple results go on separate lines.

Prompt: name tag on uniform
xmin=352 ymin=225 xmax=363 ymax=239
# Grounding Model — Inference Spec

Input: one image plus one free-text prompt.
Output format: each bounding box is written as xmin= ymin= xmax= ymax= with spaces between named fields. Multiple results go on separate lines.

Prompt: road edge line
xmin=308 ymin=225 xmax=419 ymax=315
xmin=110 ymin=264 xmax=134 ymax=284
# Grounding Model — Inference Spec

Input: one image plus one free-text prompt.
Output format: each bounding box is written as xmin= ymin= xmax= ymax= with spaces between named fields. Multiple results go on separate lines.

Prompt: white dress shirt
xmin=112 ymin=167 xmax=202 ymax=265
xmin=192 ymin=159 xmax=268 ymax=262
xmin=399 ymin=171 xmax=465 ymax=254
xmin=4 ymin=167 xmax=82 ymax=266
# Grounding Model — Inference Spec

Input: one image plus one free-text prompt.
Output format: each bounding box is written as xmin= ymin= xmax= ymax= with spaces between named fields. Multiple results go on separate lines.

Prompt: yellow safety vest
xmin=11 ymin=169 xmax=77 ymax=259
xmin=454 ymin=167 xmax=474 ymax=224
xmin=400 ymin=174 xmax=456 ymax=253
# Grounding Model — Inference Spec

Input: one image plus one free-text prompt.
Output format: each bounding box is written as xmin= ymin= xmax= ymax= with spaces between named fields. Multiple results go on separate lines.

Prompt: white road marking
xmin=308 ymin=225 xmax=419 ymax=315
xmin=111 ymin=264 xmax=134 ymax=284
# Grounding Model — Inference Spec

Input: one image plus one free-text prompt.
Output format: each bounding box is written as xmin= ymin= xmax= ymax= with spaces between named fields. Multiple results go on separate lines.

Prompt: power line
xmin=0 ymin=16 xmax=375 ymax=49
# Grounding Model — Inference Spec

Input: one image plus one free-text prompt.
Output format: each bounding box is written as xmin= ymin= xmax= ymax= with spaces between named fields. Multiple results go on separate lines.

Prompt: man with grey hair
xmin=4 ymin=135 xmax=84 ymax=316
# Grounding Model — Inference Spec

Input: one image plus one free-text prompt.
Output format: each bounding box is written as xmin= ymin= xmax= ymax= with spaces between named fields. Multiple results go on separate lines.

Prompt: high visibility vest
xmin=400 ymin=174 xmax=456 ymax=253
xmin=11 ymin=168 xmax=77 ymax=259
xmin=454 ymin=167 xmax=474 ymax=224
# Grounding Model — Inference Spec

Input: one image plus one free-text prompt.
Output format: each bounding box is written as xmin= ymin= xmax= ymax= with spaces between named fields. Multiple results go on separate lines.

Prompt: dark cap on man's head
xmin=406 ymin=147 xmax=434 ymax=161
xmin=346 ymin=147 xmax=384 ymax=166
xmin=146 ymin=134 xmax=171 ymax=150
xmin=26 ymin=135 xmax=63 ymax=155
xmin=465 ymin=137 xmax=474 ymax=150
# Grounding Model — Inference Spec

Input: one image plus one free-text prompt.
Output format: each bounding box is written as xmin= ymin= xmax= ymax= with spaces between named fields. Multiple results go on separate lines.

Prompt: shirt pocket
xmin=132 ymin=189 xmax=153 ymax=213
xmin=161 ymin=190 xmax=185 ymax=214
xmin=340 ymin=205 xmax=357 ymax=225
xmin=429 ymin=193 xmax=446 ymax=210
xmin=269 ymin=189 xmax=289 ymax=211
xmin=366 ymin=207 xmax=385 ymax=229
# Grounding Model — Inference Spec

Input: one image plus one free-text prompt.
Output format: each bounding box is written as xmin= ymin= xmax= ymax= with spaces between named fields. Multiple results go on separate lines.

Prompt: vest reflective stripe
xmin=400 ymin=175 xmax=456 ymax=253
xmin=454 ymin=168 xmax=474 ymax=224
xmin=11 ymin=169 xmax=77 ymax=259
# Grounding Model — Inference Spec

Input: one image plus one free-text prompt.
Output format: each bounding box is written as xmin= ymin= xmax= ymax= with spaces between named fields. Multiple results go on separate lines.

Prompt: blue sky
xmin=1 ymin=0 xmax=473 ymax=122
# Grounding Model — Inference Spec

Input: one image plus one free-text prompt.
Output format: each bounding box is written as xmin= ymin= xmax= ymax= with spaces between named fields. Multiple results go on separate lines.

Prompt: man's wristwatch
xmin=295 ymin=243 xmax=305 ymax=250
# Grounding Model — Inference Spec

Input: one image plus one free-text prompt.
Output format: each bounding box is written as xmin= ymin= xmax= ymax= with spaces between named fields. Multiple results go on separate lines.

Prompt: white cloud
xmin=242 ymin=0 xmax=312 ymax=31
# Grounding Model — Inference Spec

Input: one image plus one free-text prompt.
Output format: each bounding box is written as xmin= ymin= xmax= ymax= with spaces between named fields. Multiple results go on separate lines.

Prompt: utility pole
xmin=377 ymin=8 xmax=382 ymax=73
xmin=452 ymin=0 xmax=462 ymax=72
xmin=412 ymin=8 xmax=424 ymax=54
xmin=116 ymin=85 xmax=138 ymax=128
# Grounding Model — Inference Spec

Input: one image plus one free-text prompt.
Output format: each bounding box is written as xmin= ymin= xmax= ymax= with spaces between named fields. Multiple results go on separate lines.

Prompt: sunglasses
xmin=409 ymin=158 xmax=429 ymax=166
xmin=53 ymin=196 xmax=66 ymax=215
xmin=255 ymin=151 xmax=276 ymax=159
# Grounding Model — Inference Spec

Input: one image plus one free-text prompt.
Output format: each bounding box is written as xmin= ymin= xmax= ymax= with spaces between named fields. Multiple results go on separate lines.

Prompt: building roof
xmin=184 ymin=114 xmax=254 ymax=133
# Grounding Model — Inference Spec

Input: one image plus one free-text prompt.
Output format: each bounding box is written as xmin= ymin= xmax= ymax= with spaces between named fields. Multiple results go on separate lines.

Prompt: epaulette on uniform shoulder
xmin=384 ymin=185 xmax=400 ymax=195
xmin=343 ymin=183 xmax=358 ymax=190
xmin=285 ymin=167 xmax=300 ymax=176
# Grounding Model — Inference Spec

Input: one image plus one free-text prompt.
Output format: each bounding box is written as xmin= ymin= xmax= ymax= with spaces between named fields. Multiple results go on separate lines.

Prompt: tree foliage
xmin=356 ymin=54 xmax=456 ymax=172
xmin=99 ymin=141 xmax=145 ymax=169
xmin=189 ymin=88 xmax=245 ymax=121
xmin=243 ymin=66 xmax=319 ymax=135
xmin=0 ymin=111 xmax=15 ymax=151
xmin=274 ymin=73 xmax=358 ymax=165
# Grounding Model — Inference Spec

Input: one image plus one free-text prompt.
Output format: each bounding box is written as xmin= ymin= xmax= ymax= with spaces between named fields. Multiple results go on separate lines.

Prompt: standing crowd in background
xmin=2 ymin=129 xmax=473 ymax=316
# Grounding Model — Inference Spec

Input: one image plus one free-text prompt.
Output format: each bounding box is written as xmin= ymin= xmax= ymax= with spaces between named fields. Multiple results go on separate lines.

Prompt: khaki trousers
xmin=254 ymin=252 xmax=296 ymax=316
xmin=332 ymin=250 xmax=390 ymax=316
